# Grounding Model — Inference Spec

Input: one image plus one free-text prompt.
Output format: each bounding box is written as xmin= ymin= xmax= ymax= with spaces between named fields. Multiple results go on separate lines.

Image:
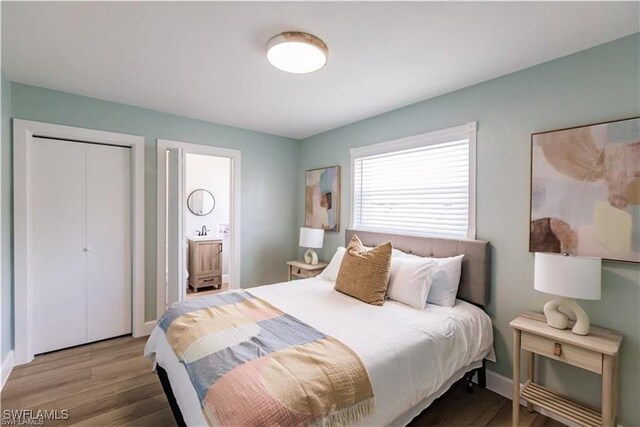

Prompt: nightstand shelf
xmin=521 ymin=381 xmax=601 ymax=427
xmin=511 ymin=312 xmax=622 ymax=427
xmin=287 ymin=260 xmax=327 ymax=281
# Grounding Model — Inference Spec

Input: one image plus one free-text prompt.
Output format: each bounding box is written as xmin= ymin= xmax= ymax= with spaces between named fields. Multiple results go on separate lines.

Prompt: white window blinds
xmin=351 ymin=123 xmax=476 ymax=239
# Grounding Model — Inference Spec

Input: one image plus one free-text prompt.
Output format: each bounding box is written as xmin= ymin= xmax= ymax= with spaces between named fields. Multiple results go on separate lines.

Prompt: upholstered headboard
xmin=345 ymin=229 xmax=491 ymax=307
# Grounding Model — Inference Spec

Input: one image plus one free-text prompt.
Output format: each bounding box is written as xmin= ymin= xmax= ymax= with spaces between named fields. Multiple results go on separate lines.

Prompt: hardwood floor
xmin=1 ymin=336 xmax=173 ymax=426
xmin=1 ymin=336 xmax=561 ymax=427
xmin=408 ymin=380 xmax=563 ymax=427
xmin=186 ymin=282 xmax=229 ymax=300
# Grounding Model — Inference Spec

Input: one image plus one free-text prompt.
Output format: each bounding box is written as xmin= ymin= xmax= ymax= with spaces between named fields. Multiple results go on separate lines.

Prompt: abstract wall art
xmin=530 ymin=117 xmax=640 ymax=263
xmin=305 ymin=166 xmax=340 ymax=232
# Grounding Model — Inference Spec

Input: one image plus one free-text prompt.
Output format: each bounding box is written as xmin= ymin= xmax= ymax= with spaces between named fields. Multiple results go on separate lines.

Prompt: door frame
xmin=156 ymin=139 xmax=241 ymax=317
xmin=13 ymin=119 xmax=145 ymax=365
xmin=166 ymin=147 xmax=185 ymax=308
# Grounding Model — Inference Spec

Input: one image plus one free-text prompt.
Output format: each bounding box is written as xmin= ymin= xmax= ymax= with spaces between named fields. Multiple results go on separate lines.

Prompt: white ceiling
xmin=2 ymin=2 xmax=638 ymax=139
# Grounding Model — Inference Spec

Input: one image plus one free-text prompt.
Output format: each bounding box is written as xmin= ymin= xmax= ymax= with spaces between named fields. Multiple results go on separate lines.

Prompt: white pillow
xmin=387 ymin=257 xmax=438 ymax=309
xmin=319 ymin=247 xmax=346 ymax=282
xmin=392 ymin=248 xmax=420 ymax=259
xmin=426 ymin=254 xmax=464 ymax=307
xmin=365 ymin=246 xmax=414 ymax=259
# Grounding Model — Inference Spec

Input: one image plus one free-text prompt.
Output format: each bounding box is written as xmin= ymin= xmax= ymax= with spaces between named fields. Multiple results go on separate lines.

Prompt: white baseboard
xmin=1 ymin=350 xmax=14 ymax=390
xmin=222 ymin=274 xmax=230 ymax=284
xmin=485 ymin=369 xmax=580 ymax=426
xmin=133 ymin=321 xmax=157 ymax=338
xmin=484 ymin=369 xmax=624 ymax=427
xmin=142 ymin=321 xmax=157 ymax=336
xmin=484 ymin=369 xmax=517 ymax=399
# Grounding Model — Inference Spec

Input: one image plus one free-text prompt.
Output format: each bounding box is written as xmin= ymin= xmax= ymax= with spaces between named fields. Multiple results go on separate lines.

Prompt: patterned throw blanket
xmin=158 ymin=291 xmax=375 ymax=426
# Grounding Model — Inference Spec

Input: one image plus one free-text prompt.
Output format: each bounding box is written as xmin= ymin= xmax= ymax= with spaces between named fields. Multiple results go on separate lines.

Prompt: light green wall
xmin=1 ymin=70 xmax=13 ymax=360
xmin=298 ymin=34 xmax=640 ymax=426
xmin=2 ymin=32 xmax=638 ymax=425
xmin=8 ymin=83 xmax=300 ymax=322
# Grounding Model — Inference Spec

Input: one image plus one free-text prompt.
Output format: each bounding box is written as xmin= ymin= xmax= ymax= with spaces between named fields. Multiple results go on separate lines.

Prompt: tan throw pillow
xmin=334 ymin=235 xmax=392 ymax=306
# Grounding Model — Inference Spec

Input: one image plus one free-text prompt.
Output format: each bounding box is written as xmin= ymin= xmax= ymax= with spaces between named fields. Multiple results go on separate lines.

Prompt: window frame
xmin=349 ymin=121 xmax=477 ymax=239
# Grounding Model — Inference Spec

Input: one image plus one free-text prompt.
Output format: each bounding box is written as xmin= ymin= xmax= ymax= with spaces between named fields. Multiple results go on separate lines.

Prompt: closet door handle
xmin=83 ymin=246 xmax=92 ymax=252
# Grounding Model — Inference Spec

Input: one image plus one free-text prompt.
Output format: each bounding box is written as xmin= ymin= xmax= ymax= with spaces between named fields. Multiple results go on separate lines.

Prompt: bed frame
xmin=344 ymin=229 xmax=491 ymax=394
xmin=157 ymin=365 xmax=187 ymax=427
xmin=345 ymin=229 xmax=491 ymax=307
xmin=157 ymin=229 xmax=491 ymax=426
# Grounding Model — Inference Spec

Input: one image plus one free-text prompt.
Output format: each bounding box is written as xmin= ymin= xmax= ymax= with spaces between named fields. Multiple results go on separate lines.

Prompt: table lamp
xmin=299 ymin=227 xmax=324 ymax=265
xmin=534 ymin=252 xmax=601 ymax=336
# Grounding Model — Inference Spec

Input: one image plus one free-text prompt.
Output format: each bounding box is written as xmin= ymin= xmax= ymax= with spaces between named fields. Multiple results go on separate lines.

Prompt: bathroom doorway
xmin=184 ymin=153 xmax=231 ymax=299
xmin=156 ymin=139 xmax=241 ymax=317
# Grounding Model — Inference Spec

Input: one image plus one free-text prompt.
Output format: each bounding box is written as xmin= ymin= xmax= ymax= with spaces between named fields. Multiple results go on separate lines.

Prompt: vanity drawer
xmin=194 ymin=275 xmax=221 ymax=289
xmin=522 ymin=331 xmax=602 ymax=374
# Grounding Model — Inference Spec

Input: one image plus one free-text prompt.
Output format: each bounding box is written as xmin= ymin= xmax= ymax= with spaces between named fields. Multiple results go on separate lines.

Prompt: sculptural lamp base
xmin=304 ymin=248 xmax=319 ymax=265
xmin=543 ymin=298 xmax=591 ymax=336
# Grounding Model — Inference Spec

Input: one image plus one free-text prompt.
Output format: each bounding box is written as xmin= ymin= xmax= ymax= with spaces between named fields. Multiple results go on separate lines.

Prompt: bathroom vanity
xmin=188 ymin=236 xmax=223 ymax=292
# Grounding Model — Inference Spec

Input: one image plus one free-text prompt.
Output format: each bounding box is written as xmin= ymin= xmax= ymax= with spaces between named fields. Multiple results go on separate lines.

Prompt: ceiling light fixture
xmin=266 ymin=32 xmax=328 ymax=74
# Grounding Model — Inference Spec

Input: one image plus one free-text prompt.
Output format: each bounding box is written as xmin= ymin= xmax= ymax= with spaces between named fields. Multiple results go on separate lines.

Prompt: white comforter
xmin=145 ymin=278 xmax=494 ymax=427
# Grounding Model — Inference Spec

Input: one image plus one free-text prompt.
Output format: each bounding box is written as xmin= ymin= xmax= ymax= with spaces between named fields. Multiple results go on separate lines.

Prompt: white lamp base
xmin=304 ymin=248 xmax=319 ymax=265
xmin=543 ymin=297 xmax=591 ymax=335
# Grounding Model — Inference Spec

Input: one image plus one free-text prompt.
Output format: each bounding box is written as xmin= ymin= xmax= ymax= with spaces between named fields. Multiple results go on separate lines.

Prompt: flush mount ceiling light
xmin=266 ymin=32 xmax=328 ymax=74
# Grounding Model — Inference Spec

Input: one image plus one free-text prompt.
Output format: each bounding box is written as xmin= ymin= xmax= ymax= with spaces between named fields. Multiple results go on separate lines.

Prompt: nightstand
xmin=287 ymin=260 xmax=327 ymax=281
xmin=510 ymin=312 xmax=622 ymax=427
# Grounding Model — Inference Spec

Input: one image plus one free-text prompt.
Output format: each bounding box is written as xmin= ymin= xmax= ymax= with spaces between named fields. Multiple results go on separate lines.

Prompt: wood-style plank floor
xmin=186 ymin=283 xmax=229 ymax=300
xmin=1 ymin=335 xmax=561 ymax=426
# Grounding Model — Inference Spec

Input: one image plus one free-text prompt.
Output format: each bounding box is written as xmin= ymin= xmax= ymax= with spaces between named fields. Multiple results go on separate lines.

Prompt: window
xmin=351 ymin=122 xmax=476 ymax=239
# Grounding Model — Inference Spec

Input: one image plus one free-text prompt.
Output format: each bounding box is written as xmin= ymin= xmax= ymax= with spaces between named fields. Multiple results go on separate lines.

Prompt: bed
xmin=145 ymin=229 xmax=494 ymax=427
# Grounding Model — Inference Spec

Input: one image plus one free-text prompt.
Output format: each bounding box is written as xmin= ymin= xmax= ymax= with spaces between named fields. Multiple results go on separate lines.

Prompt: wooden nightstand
xmin=287 ymin=261 xmax=327 ymax=281
xmin=510 ymin=312 xmax=622 ymax=427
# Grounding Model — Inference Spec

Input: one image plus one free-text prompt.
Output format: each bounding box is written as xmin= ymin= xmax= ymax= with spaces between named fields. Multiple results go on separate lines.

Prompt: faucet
xmin=200 ymin=225 xmax=208 ymax=236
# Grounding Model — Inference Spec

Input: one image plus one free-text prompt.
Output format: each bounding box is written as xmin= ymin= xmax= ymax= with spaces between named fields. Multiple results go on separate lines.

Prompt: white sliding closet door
xmin=31 ymin=138 xmax=132 ymax=355
xmin=32 ymin=138 xmax=88 ymax=354
xmin=87 ymin=144 xmax=131 ymax=342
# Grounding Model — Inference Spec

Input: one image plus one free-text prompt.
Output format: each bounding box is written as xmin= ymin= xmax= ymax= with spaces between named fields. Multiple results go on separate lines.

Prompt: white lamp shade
xmin=299 ymin=227 xmax=324 ymax=248
xmin=534 ymin=253 xmax=601 ymax=300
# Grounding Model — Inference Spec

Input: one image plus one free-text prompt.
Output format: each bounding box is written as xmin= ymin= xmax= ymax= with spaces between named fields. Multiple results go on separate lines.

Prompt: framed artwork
xmin=530 ymin=117 xmax=640 ymax=263
xmin=305 ymin=166 xmax=340 ymax=232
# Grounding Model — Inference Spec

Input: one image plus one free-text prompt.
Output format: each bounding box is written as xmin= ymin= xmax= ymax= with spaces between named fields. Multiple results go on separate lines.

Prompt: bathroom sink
xmin=188 ymin=234 xmax=224 ymax=242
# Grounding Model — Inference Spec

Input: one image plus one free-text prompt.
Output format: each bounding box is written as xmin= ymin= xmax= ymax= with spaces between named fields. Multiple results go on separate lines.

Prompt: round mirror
xmin=187 ymin=189 xmax=215 ymax=216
